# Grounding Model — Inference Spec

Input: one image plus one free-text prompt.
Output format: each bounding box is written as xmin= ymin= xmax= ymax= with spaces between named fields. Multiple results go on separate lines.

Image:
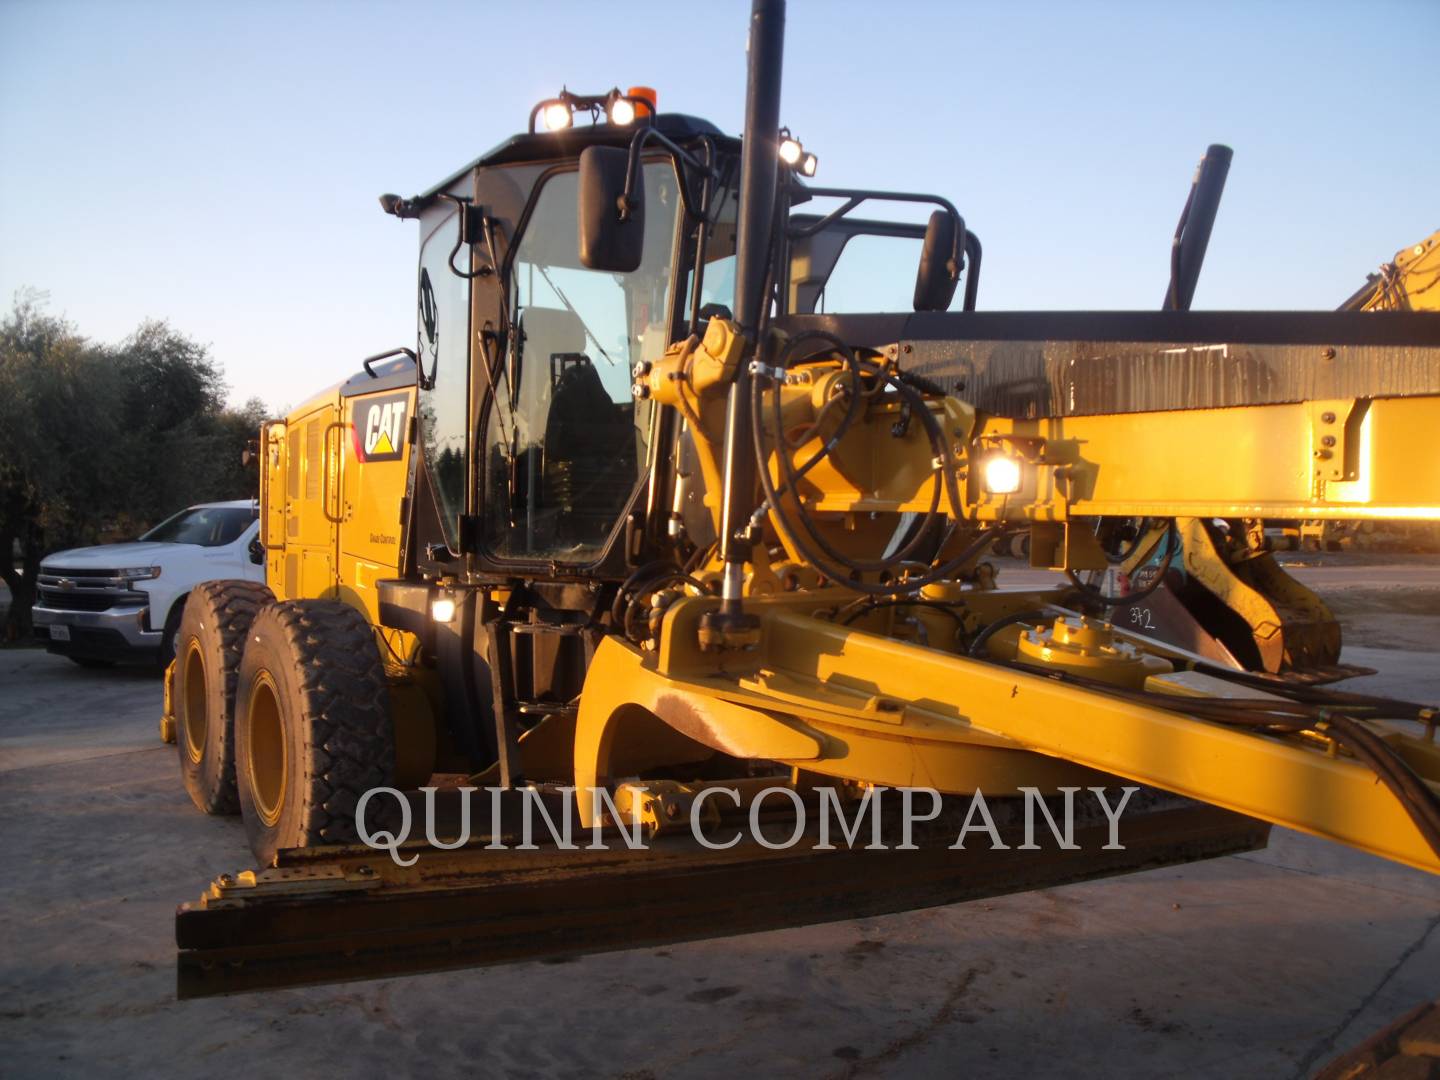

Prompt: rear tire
xmin=234 ymin=600 xmax=395 ymax=865
xmin=174 ymin=580 xmax=275 ymax=815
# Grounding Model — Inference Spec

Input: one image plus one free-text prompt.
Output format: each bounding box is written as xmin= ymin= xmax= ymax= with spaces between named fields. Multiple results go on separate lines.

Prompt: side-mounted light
xmin=982 ymin=455 xmax=1023 ymax=495
xmin=431 ymin=596 xmax=457 ymax=624
xmin=777 ymin=127 xmax=817 ymax=177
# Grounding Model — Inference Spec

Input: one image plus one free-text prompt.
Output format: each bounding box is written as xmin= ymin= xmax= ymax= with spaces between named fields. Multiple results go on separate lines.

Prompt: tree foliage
xmin=0 ymin=293 xmax=266 ymax=640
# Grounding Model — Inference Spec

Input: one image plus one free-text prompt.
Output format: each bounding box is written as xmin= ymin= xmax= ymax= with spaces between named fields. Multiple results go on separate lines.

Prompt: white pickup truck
xmin=31 ymin=500 xmax=264 ymax=668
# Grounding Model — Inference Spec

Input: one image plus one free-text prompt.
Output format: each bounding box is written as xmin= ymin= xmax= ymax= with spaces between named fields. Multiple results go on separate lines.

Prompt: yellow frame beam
xmin=571 ymin=596 xmax=1439 ymax=874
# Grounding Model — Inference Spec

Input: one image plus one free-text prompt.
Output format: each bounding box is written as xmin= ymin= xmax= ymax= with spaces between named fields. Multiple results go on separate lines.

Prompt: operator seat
xmin=503 ymin=307 xmax=588 ymax=548
xmin=517 ymin=306 xmax=586 ymax=416
xmin=543 ymin=356 xmax=637 ymax=549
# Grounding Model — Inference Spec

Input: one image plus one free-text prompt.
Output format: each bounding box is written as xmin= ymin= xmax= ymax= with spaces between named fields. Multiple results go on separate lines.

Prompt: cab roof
xmin=417 ymin=114 xmax=737 ymax=202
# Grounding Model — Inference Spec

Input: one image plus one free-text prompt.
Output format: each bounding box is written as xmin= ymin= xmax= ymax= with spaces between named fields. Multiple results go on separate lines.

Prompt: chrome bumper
xmin=31 ymin=604 xmax=161 ymax=649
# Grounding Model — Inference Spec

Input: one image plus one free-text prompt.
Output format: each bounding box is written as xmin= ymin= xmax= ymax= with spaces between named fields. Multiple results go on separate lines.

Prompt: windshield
xmin=482 ymin=160 xmax=683 ymax=564
xmin=140 ymin=506 xmax=256 ymax=547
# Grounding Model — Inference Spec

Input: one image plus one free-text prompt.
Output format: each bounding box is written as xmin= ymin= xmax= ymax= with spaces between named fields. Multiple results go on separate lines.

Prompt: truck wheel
xmin=174 ymin=580 xmax=276 ymax=815
xmin=234 ymin=600 xmax=395 ymax=865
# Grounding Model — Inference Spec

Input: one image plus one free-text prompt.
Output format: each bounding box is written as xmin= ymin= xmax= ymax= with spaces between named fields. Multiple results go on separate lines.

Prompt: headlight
xmin=120 ymin=566 xmax=162 ymax=581
xmin=430 ymin=597 xmax=456 ymax=624
xmin=982 ymin=455 xmax=1023 ymax=495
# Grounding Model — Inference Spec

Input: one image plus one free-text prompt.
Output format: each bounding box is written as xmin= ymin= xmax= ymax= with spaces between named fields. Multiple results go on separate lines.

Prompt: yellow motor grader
xmin=164 ymin=0 xmax=1440 ymax=997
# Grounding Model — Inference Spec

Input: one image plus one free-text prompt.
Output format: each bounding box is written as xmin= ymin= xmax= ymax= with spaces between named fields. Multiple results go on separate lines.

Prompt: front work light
xmin=800 ymin=152 xmax=818 ymax=177
xmin=982 ymin=455 xmax=1023 ymax=495
xmin=779 ymin=136 xmax=803 ymax=165
xmin=431 ymin=597 xmax=457 ymax=624
xmin=541 ymin=101 xmax=572 ymax=131
xmin=608 ymin=97 xmax=636 ymax=125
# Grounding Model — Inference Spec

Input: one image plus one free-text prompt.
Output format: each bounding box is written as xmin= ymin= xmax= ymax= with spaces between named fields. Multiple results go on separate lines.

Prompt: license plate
xmin=49 ymin=624 xmax=71 ymax=642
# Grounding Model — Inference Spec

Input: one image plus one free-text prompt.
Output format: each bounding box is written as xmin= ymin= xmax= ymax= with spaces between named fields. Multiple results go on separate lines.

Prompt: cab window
xmin=416 ymin=212 xmax=470 ymax=552
xmin=818 ymin=233 xmax=934 ymax=313
xmin=482 ymin=161 xmax=682 ymax=564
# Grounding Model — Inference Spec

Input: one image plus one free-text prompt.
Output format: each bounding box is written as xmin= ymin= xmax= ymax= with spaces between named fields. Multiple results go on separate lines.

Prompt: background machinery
xmin=164 ymin=0 xmax=1440 ymax=996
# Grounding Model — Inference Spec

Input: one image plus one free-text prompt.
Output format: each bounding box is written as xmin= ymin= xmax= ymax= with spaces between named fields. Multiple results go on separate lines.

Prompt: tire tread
xmin=257 ymin=600 xmax=393 ymax=846
xmin=179 ymin=579 xmax=274 ymax=813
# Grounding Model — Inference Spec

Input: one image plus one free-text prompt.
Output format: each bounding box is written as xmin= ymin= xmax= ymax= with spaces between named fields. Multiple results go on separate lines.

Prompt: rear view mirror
xmin=578 ymin=146 xmax=644 ymax=272
xmin=247 ymin=536 xmax=265 ymax=565
xmin=913 ymin=209 xmax=963 ymax=312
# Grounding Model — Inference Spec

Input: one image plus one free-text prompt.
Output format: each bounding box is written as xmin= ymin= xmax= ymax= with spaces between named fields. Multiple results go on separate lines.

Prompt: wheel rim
xmin=246 ymin=670 xmax=287 ymax=827
xmin=181 ymin=641 xmax=208 ymax=765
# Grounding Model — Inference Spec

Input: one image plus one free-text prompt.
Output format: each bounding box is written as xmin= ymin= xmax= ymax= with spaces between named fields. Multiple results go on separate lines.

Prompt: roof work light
xmin=530 ymin=87 xmax=659 ymax=133
xmin=540 ymin=101 xmax=572 ymax=131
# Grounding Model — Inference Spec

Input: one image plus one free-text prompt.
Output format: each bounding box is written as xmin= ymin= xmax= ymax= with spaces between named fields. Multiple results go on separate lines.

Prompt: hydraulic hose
xmin=1066 ymin=522 xmax=1179 ymax=608
xmin=749 ymin=332 xmax=998 ymax=596
xmin=968 ymin=609 xmax=1050 ymax=658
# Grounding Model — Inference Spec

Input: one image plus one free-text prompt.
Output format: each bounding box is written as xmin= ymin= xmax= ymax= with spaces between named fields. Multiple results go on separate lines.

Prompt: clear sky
xmin=2 ymin=0 xmax=1435 ymax=411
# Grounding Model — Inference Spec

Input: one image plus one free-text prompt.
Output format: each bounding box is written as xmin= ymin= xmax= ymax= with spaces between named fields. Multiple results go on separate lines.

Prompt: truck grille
xmin=38 ymin=591 xmax=129 ymax=612
xmin=36 ymin=566 xmax=147 ymax=613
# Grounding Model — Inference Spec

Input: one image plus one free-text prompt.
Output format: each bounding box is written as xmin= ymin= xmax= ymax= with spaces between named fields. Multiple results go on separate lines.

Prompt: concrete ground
xmin=1 ymin=561 xmax=1438 ymax=1079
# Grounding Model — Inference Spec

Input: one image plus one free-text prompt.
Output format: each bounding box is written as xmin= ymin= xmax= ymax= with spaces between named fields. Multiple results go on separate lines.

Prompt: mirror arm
xmin=437 ymin=193 xmax=493 ymax=280
xmin=962 ymin=232 xmax=982 ymax=312
xmin=621 ymin=128 xmax=718 ymax=221
xmin=787 ymin=195 xmax=863 ymax=239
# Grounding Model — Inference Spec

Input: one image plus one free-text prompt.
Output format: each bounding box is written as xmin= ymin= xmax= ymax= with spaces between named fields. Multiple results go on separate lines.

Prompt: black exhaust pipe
xmin=1163 ymin=144 xmax=1232 ymax=311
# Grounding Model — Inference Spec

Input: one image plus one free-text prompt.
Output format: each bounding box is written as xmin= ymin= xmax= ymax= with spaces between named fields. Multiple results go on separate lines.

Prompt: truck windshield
xmin=140 ymin=506 xmax=256 ymax=547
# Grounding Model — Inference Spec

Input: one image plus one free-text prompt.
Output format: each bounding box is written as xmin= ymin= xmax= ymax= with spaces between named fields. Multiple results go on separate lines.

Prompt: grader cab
xmin=163 ymin=0 xmax=1440 ymax=997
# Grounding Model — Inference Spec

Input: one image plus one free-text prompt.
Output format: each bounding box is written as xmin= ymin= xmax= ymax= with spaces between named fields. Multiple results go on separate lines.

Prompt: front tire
xmin=234 ymin=600 xmax=395 ymax=865
xmin=174 ymin=580 xmax=275 ymax=814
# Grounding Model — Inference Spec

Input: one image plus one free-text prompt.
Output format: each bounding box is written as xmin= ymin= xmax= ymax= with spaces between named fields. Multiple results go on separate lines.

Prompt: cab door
xmin=274 ymin=401 xmax=341 ymax=601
